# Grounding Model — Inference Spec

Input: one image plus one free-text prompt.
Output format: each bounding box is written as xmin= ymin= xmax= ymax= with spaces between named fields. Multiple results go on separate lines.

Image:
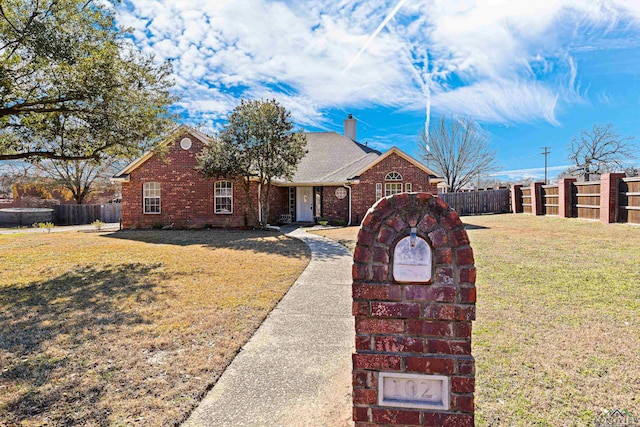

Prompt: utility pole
xmin=541 ymin=146 xmax=551 ymax=184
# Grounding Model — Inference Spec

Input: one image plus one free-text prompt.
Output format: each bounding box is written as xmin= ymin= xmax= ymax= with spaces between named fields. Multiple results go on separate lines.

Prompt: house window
xmin=143 ymin=182 xmax=161 ymax=214
xmin=385 ymin=182 xmax=403 ymax=197
xmin=215 ymin=181 xmax=233 ymax=214
xmin=385 ymin=171 xmax=403 ymax=181
xmin=376 ymin=183 xmax=382 ymax=200
xmin=405 ymin=183 xmax=412 ymax=192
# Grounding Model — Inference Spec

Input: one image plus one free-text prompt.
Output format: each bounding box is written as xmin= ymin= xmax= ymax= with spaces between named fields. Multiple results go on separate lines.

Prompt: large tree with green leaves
xmin=0 ymin=0 xmax=175 ymax=162
xmin=198 ymin=99 xmax=307 ymax=227
xmin=419 ymin=115 xmax=496 ymax=192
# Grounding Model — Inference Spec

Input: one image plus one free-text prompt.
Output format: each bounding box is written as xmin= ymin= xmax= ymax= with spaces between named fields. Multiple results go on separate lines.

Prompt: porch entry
xmin=296 ymin=187 xmax=314 ymax=222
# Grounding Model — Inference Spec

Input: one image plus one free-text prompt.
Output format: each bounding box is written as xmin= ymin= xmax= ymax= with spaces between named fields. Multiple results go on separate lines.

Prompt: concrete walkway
xmin=184 ymin=228 xmax=354 ymax=427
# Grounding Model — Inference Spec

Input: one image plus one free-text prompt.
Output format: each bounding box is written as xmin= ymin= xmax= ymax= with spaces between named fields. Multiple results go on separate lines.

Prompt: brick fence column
xmin=530 ymin=182 xmax=544 ymax=216
xmin=558 ymin=178 xmax=576 ymax=218
xmin=599 ymin=173 xmax=625 ymax=224
xmin=352 ymin=193 xmax=476 ymax=427
xmin=511 ymin=184 xmax=523 ymax=213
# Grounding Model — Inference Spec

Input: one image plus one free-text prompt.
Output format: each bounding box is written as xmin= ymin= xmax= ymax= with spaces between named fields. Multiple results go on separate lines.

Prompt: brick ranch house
xmin=112 ymin=116 xmax=443 ymax=229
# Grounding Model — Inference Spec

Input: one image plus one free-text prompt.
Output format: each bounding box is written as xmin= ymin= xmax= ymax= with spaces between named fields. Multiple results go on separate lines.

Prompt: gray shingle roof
xmin=113 ymin=127 xmax=393 ymax=184
xmin=285 ymin=132 xmax=381 ymax=184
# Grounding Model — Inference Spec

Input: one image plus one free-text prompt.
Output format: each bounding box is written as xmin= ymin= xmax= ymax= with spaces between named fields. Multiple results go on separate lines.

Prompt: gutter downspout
xmin=343 ymin=183 xmax=352 ymax=226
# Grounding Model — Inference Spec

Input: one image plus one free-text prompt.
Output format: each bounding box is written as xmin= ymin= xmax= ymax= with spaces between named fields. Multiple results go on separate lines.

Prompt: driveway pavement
xmin=183 ymin=227 xmax=354 ymax=427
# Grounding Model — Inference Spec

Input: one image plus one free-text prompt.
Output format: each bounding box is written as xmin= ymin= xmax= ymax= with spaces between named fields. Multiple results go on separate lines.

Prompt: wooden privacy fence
xmin=619 ymin=177 xmax=640 ymax=224
xmin=439 ymin=188 xmax=511 ymax=216
xmin=511 ymin=173 xmax=640 ymax=224
xmin=574 ymin=181 xmax=601 ymax=220
xmin=541 ymin=185 xmax=559 ymax=216
xmin=521 ymin=186 xmax=532 ymax=214
xmin=54 ymin=203 xmax=122 ymax=225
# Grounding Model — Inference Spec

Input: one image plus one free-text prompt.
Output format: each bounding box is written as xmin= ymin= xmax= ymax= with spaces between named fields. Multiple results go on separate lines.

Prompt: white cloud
xmin=117 ymin=0 xmax=640 ymax=131
xmin=431 ymin=80 xmax=559 ymax=125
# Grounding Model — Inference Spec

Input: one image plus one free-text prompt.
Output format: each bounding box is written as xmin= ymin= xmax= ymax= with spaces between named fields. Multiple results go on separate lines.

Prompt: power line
xmin=541 ymin=146 xmax=551 ymax=184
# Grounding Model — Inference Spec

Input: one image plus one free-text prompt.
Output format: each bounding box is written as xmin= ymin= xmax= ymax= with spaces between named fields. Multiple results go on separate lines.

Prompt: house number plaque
xmin=378 ymin=372 xmax=449 ymax=410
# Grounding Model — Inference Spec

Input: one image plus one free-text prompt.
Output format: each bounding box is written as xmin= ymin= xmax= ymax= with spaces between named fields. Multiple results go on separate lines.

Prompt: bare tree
xmin=568 ymin=124 xmax=636 ymax=181
xmin=0 ymin=161 xmax=32 ymax=199
xmin=419 ymin=116 xmax=496 ymax=192
xmin=625 ymin=166 xmax=640 ymax=177
xmin=33 ymin=159 xmax=122 ymax=204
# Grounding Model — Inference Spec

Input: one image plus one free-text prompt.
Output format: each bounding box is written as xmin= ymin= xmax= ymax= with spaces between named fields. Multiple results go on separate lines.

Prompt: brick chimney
xmin=344 ymin=114 xmax=356 ymax=141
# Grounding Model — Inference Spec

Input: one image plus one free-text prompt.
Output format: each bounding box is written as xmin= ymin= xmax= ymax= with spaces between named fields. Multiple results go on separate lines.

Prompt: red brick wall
xmin=351 ymin=153 xmax=437 ymax=224
xmin=352 ymin=193 xmax=476 ymax=426
xmin=510 ymin=184 xmax=523 ymax=214
xmin=600 ymin=173 xmax=625 ymax=223
xmin=322 ymin=186 xmax=350 ymax=221
xmin=121 ymin=132 xmax=254 ymax=229
xmin=121 ymin=140 xmax=438 ymax=228
xmin=266 ymin=185 xmax=289 ymax=224
xmin=557 ymin=178 xmax=576 ymax=218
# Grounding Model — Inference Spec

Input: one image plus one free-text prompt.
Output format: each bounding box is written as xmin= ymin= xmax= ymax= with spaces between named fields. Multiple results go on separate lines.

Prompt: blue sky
xmin=118 ymin=0 xmax=640 ymax=182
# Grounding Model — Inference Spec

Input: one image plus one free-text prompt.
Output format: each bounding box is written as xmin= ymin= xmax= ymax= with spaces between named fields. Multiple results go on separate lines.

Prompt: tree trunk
xmin=242 ymin=176 xmax=253 ymax=226
xmin=261 ymin=180 xmax=272 ymax=228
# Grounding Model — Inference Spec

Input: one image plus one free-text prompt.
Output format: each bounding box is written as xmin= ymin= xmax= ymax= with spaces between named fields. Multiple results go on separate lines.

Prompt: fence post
xmin=558 ymin=178 xmax=576 ymax=218
xmin=530 ymin=182 xmax=544 ymax=216
xmin=510 ymin=185 xmax=523 ymax=213
xmin=600 ymin=173 xmax=625 ymax=224
xmin=352 ymin=193 xmax=476 ymax=426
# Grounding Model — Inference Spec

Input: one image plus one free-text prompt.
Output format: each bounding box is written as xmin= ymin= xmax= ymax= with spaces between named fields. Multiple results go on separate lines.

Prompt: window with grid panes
xmin=215 ymin=181 xmax=233 ymax=214
xmin=143 ymin=182 xmax=161 ymax=214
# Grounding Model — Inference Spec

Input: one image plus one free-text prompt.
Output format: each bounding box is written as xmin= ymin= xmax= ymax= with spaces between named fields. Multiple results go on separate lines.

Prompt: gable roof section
xmin=112 ymin=125 xmax=211 ymax=182
xmin=112 ymin=126 xmax=443 ymax=185
xmin=283 ymin=132 xmax=381 ymax=184
xmin=352 ymin=146 xmax=444 ymax=183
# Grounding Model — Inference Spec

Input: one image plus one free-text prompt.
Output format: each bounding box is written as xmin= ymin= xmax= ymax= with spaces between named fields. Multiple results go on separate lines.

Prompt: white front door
xmin=296 ymin=187 xmax=314 ymax=222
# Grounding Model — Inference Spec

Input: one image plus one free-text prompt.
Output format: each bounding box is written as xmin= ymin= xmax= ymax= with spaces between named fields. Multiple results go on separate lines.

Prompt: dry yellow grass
xmin=0 ymin=229 xmax=310 ymax=426
xmin=312 ymin=215 xmax=640 ymax=425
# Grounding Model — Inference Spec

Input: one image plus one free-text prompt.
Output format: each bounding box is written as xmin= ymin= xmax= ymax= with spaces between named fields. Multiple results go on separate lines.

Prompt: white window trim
xmin=385 ymin=182 xmax=403 ymax=197
xmin=376 ymin=183 xmax=382 ymax=200
xmin=143 ymin=182 xmax=161 ymax=214
xmin=405 ymin=183 xmax=412 ymax=192
xmin=385 ymin=171 xmax=403 ymax=181
xmin=215 ymin=181 xmax=233 ymax=214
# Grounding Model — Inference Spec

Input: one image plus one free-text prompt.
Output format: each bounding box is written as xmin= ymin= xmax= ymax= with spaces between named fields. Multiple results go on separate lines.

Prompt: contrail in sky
xmin=344 ymin=0 xmax=409 ymax=71
xmin=397 ymin=42 xmax=432 ymax=151
xmin=344 ymin=0 xmax=433 ymax=156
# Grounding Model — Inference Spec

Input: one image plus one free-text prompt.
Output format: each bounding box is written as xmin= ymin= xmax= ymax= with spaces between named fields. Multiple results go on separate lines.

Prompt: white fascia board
xmin=110 ymin=175 xmax=130 ymax=183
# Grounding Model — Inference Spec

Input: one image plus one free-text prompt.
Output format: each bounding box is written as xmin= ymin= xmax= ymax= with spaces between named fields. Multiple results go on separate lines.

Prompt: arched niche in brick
xmin=352 ymin=192 xmax=476 ymax=427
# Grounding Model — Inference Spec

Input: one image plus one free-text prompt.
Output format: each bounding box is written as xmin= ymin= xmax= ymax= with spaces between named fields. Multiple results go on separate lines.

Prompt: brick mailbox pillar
xmin=352 ymin=193 xmax=476 ymax=427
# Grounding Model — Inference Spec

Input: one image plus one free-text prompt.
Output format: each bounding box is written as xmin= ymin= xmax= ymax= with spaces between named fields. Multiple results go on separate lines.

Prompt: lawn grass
xmin=0 ymin=229 xmax=310 ymax=426
xmin=311 ymin=215 xmax=640 ymax=425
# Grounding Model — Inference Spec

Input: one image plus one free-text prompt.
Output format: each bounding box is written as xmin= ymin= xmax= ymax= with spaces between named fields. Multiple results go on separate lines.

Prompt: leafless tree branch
xmin=567 ymin=124 xmax=636 ymax=181
xmin=419 ymin=116 xmax=497 ymax=192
